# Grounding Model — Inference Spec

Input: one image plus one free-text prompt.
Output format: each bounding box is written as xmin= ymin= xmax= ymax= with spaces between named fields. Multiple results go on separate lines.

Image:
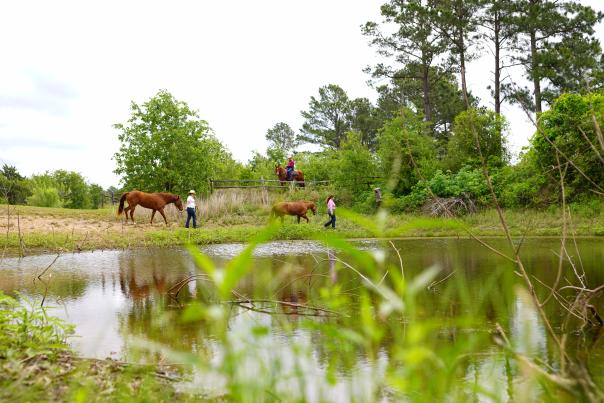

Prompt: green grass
xmin=1 ymin=202 xmax=602 ymax=256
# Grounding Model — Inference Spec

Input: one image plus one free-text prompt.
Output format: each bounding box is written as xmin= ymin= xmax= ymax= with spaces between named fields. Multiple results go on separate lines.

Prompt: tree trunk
xmin=530 ymin=31 xmax=542 ymax=114
xmin=494 ymin=10 xmax=501 ymax=115
xmin=457 ymin=4 xmax=470 ymax=110
xmin=421 ymin=62 xmax=432 ymax=122
xmin=529 ymin=0 xmax=542 ymax=115
xmin=460 ymin=42 xmax=469 ymax=109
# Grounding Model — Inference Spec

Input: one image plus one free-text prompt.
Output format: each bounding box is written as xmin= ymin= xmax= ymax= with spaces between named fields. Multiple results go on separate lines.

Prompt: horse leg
xmin=123 ymin=206 xmax=131 ymax=223
xmin=302 ymin=214 xmax=309 ymax=223
xmin=297 ymin=215 xmax=301 ymax=224
xmin=130 ymin=206 xmax=136 ymax=223
xmin=158 ymin=208 xmax=168 ymax=225
xmin=150 ymin=210 xmax=156 ymax=224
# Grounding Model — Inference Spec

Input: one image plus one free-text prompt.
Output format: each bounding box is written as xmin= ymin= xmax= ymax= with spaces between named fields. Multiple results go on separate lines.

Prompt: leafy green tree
xmin=299 ymin=84 xmax=352 ymax=149
xmin=0 ymin=165 xmax=30 ymax=204
xmin=114 ymin=90 xmax=233 ymax=195
xmin=89 ymin=184 xmax=105 ymax=209
xmin=510 ymin=0 xmax=603 ymax=113
xmin=334 ymin=132 xmax=379 ymax=197
xmin=445 ymin=108 xmax=509 ymax=171
xmin=532 ymin=92 xmax=604 ymax=196
xmin=294 ymin=150 xmax=338 ymax=182
xmin=377 ymin=108 xmax=437 ymax=195
xmin=349 ymin=98 xmax=382 ymax=151
xmin=265 ymin=122 xmax=297 ymax=160
xmin=52 ymin=170 xmax=90 ymax=209
xmin=363 ymin=0 xmax=448 ymax=123
xmin=27 ymin=174 xmax=62 ymax=208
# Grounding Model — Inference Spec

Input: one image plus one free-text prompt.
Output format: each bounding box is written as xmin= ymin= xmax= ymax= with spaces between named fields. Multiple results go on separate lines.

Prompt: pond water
xmin=1 ymin=238 xmax=603 ymax=400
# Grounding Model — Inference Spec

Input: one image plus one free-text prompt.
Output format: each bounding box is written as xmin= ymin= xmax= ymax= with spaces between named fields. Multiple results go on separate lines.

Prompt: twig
xmin=427 ymin=270 xmax=456 ymax=291
xmin=389 ymin=240 xmax=404 ymax=279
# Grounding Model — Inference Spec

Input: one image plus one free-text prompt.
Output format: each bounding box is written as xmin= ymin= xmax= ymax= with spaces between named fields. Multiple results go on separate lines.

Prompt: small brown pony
xmin=275 ymin=165 xmax=305 ymax=187
xmin=271 ymin=201 xmax=316 ymax=223
xmin=117 ymin=190 xmax=184 ymax=224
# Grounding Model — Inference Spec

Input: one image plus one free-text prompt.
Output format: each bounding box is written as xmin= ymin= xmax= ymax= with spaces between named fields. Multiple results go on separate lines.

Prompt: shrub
xmin=27 ymin=186 xmax=62 ymax=208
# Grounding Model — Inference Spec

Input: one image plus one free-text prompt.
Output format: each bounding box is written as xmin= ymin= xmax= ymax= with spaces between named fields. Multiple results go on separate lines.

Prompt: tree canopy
xmin=113 ymin=90 xmax=234 ymax=195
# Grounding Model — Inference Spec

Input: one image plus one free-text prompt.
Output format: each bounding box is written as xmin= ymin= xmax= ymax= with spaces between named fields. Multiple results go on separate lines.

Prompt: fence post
xmin=261 ymin=176 xmax=268 ymax=205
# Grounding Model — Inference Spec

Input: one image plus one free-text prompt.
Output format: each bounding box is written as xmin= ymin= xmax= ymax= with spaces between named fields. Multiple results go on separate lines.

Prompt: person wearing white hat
xmin=185 ymin=190 xmax=197 ymax=228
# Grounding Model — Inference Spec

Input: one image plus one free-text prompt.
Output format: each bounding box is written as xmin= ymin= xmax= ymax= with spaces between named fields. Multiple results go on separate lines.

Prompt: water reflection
xmin=0 ymin=238 xmax=603 ymax=400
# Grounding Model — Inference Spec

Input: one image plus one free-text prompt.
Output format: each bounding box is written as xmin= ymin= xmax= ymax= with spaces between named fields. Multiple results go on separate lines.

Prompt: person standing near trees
xmin=324 ymin=195 xmax=336 ymax=229
xmin=185 ymin=190 xmax=197 ymax=229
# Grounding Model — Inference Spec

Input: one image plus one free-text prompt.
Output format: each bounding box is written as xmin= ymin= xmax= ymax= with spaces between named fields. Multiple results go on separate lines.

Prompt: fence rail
xmin=209 ymin=179 xmax=330 ymax=191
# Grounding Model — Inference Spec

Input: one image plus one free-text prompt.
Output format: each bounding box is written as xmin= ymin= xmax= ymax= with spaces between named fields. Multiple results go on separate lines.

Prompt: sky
xmin=1 ymin=0 xmax=603 ymax=188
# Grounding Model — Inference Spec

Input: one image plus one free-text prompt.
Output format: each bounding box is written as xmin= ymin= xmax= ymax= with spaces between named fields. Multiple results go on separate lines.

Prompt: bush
xmin=393 ymin=166 xmax=490 ymax=213
xmin=27 ymin=186 xmax=62 ymax=208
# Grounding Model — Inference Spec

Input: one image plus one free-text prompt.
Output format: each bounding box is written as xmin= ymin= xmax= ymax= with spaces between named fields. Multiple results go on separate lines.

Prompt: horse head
xmin=307 ymin=202 xmax=317 ymax=215
xmin=174 ymin=195 xmax=184 ymax=211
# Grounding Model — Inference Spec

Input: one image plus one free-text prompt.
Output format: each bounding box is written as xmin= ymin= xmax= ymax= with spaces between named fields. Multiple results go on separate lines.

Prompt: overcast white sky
xmin=1 ymin=0 xmax=603 ymax=188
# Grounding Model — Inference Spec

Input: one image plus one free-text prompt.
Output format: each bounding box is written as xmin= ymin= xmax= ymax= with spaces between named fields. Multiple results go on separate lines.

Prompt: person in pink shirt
xmin=324 ymin=195 xmax=336 ymax=229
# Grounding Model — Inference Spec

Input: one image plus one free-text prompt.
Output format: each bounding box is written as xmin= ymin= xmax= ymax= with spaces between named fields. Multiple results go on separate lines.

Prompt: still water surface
xmin=1 ymin=238 xmax=603 ymax=400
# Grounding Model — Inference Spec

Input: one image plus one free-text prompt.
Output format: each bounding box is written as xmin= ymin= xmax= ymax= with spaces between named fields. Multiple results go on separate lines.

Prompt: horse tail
xmin=117 ymin=193 xmax=128 ymax=216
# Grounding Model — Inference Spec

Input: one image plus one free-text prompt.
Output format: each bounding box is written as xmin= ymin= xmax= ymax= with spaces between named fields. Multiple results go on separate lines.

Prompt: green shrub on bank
xmin=26 ymin=186 xmax=63 ymax=208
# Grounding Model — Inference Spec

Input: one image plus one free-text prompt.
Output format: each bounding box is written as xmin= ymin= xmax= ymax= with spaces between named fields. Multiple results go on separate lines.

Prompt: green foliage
xmin=0 ymin=165 xmax=30 ymax=205
xmin=376 ymin=64 xmax=469 ymax=143
xmin=377 ymin=108 xmax=437 ymax=195
xmin=349 ymin=97 xmax=382 ymax=151
xmin=0 ymin=292 xmax=73 ymax=361
xmin=26 ymin=186 xmax=63 ymax=208
xmin=52 ymin=170 xmax=91 ymax=209
xmin=508 ymin=0 xmax=603 ymax=112
xmin=299 ymin=84 xmax=352 ymax=149
xmin=395 ymin=166 xmax=490 ymax=212
xmin=114 ymin=90 xmax=234 ymax=195
xmin=265 ymin=122 xmax=298 ymax=157
xmin=445 ymin=108 xmax=509 ymax=171
xmin=533 ymin=92 xmax=604 ymax=196
xmin=88 ymin=184 xmax=104 ymax=209
xmin=334 ymin=132 xmax=378 ymax=199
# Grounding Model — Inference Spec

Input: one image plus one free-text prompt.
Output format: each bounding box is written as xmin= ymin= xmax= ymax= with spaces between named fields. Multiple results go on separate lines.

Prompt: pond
xmin=1 ymin=238 xmax=603 ymax=400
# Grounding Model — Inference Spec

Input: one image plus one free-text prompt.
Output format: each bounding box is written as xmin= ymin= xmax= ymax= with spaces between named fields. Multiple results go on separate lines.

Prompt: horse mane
xmin=157 ymin=192 xmax=178 ymax=202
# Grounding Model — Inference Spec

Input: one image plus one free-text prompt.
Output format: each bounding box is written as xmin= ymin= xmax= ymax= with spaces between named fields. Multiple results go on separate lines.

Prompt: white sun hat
xmin=188 ymin=190 xmax=196 ymax=194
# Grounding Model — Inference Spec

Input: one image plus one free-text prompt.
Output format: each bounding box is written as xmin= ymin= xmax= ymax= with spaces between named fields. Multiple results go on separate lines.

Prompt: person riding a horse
xmin=286 ymin=156 xmax=295 ymax=181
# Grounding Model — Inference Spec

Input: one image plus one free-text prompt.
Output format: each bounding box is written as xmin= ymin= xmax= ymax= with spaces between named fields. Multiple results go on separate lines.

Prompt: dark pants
xmin=287 ymin=166 xmax=293 ymax=180
xmin=324 ymin=212 xmax=336 ymax=228
xmin=185 ymin=207 xmax=197 ymax=228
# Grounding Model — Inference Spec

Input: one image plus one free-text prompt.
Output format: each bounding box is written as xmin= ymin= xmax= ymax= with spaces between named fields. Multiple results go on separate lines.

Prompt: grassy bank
xmin=0 ymin=292 xmax=186 ymax=402
xmin=1 ymin=192 xmax=603 ymax=256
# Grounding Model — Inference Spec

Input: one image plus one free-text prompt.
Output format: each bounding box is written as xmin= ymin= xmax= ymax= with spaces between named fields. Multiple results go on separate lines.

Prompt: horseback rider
xmin=286 ymin=155 xmax=295 ymax=181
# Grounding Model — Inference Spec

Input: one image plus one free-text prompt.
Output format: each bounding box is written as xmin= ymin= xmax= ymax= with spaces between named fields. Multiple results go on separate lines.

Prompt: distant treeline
xmin=0 ymin=166 xmax=115 ymax=209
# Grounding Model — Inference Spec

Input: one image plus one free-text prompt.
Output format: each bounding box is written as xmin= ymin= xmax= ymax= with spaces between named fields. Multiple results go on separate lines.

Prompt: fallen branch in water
xmin=427 ymin=270 xmax=456 ymax=291
xmin=224 ymin=298 xmax=341 ymax=317
xmin=167 ymin=274 xmax=210 ymax=299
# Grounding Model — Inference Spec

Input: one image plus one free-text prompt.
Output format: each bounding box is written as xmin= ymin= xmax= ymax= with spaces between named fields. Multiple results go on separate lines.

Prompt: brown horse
xmin=271 ymin=201 xmax=316 ymax=223
xmin=275 ymin=165 xmax=305 ymax=187
xmin=117 ymin=190 xmax=184 ymax=224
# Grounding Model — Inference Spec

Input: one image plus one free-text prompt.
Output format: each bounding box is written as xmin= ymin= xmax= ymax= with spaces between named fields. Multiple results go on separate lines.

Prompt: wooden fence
xmin=209 ymin=179 xmax=330 ymax=191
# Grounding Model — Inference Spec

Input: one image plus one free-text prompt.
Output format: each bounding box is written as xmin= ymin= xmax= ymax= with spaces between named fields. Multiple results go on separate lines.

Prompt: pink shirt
xmin=327 ymin=199 xmax=336 ymax=213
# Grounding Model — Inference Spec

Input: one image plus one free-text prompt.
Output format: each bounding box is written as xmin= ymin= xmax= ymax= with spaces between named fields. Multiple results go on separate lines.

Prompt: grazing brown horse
xmin=117 ymin=190 xmax=184 ymax=224
xmin=271 ymin=201 xmax=316 ymax=223
xmin=275 ymin=165 xmax=305 ymax=187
